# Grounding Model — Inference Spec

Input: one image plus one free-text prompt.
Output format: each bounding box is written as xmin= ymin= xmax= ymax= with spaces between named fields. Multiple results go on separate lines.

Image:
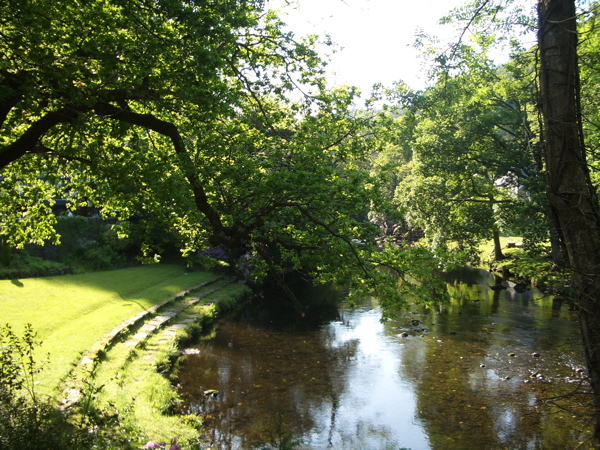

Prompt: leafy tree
xmin=578 ymin=1 xmax=600 ymax=187
xmin=1 ymin=0 xmax=449 ymax=311
xmin=393 ymin=44 xmax=544 ymax=261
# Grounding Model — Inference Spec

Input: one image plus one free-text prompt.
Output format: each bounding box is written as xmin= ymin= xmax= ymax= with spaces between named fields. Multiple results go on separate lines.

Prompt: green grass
xmin=86 ymin=282 xmax=250 ymax=447
xmin=477 ymin=236 xmax=573 ymax=293
xmin=477 ymin=235 xmax=523 ymax=264
xmin=89 ymin=326 xmax=205 ymax=445
xmin=0 ymin=264 xmax=216 ymax=396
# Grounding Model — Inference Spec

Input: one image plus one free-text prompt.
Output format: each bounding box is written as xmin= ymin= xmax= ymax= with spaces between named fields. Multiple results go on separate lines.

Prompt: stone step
xmin=62 ymin=275 xmax=237 ymax=409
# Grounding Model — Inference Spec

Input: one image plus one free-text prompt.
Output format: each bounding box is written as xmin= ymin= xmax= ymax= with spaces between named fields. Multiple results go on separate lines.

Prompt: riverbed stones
xmin=204 ymin=389 xmax=219 ymax=397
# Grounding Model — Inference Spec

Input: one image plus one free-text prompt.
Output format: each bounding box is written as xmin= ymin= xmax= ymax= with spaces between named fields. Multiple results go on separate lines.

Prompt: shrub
xmin=0 ymin=251 xmax=70 ymax=279
xmin=0 ymin=324 xmax=77 ymax=449
xmin=52 ymin=216 xmax=127 ymax=269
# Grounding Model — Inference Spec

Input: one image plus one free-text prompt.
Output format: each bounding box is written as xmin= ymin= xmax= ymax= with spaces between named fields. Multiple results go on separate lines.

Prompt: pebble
xmin=532 ymin=352 xmax=540 ymax=357
xmin=181 ymin=348 xmax=200 ymax=355
xmin=508 ymin=353 xmax=516 ymax=357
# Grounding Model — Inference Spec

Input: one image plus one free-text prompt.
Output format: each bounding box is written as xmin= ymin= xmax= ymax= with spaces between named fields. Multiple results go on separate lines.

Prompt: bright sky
xmin=268 ymin=0 xmax=470 ymax=94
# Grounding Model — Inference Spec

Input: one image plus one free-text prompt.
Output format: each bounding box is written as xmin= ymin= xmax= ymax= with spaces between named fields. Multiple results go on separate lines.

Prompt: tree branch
xmin=93 ymin=102 xmax=229 ymax=243
xmin=0 ymin=107 xmax=81 ymax=169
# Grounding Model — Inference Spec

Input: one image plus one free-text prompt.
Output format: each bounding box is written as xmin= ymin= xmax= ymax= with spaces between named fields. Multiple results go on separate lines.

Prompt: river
xmin=176 ymin=268 xmax=594 ymax=449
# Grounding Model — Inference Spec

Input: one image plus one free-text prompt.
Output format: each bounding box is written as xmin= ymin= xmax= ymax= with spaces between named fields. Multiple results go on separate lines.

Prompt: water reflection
xmin=177 ymin=268 xmax=593 ymax=449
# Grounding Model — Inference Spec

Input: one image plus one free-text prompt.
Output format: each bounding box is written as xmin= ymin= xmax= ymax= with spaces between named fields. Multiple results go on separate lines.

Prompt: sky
xmin=268 ymin=0 xmax=471 ymax=94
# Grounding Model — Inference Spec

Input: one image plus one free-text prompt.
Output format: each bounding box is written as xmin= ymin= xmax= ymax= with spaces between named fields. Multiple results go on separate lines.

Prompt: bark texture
xmin=538 ymin=0 xmax=600 ymax=440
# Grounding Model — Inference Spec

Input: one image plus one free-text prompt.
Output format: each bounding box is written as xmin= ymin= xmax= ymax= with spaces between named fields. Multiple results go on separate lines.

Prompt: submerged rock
xmin=204 ymin=389 xmax=219 ymax=397
xmin=181 ymin=348 xmax=201 ymax=355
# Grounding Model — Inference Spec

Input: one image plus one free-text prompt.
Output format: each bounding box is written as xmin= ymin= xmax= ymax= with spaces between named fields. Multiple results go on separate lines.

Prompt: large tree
xmin=1 ymin=0 xmax=428 ymax=310
xmin=538 ymin=0 xmax=600 ymax=440
xmin=393 ymin=46 xmax=544 ymax=262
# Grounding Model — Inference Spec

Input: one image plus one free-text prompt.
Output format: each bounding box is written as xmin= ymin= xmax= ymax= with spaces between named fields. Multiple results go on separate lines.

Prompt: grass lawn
xmin=0 ymin=264 xmax=215 ymax=396
xmin=478 ymin=235 xmax=523 ymax=264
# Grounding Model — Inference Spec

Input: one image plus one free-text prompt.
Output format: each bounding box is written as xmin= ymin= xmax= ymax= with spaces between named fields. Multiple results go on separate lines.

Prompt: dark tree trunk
xmin=547 ymin=205 xmax=568 ymax=265
xmin=492 ymin=228 xmax=505 ymax=261
xmin=538 ymin=0 xmax=600 ymax=440
xmin=1 ymin=235 xmax=10 ymax=267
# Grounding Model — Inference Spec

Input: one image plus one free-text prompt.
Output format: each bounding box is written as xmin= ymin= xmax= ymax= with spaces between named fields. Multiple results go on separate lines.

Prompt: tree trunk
xmin=547 ymin=205 xmax=567 ymax=265
xmin=1 ymin=235 xmax=10 ymax=267
xmin=538 ymin=0 xmax=600 ymax=440
xmin=492 ymin=228 xmax=505 ymax=261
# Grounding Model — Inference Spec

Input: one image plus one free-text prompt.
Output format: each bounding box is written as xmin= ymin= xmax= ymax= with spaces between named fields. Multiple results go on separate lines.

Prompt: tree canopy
xmin=2 ymin=0 xmax=448 ymax=310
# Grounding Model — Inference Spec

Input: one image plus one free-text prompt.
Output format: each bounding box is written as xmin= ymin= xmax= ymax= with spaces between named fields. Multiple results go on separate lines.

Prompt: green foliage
xmin=0 ymin=0 xmax=410 ymax=309
xmin=51 ymin=216 xmax=126 ymax=269
xmin=579 ymin=1 xmax=600 ymax=188
xmin=0 ymin=324 xmax=77 ymax=449
xmin=0 ymin=250 xmax=68 ymax=279
xmin=389 ymin=38 xmax=549 ymax=260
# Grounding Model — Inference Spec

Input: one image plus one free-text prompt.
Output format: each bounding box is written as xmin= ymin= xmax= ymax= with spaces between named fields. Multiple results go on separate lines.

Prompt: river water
xmin=176 ymin=268 xmax=594 ymax=449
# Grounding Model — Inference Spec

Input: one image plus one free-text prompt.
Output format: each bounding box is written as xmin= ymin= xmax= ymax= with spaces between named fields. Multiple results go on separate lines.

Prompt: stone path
xmin=61 ymin=275 xmax=239 ymax=407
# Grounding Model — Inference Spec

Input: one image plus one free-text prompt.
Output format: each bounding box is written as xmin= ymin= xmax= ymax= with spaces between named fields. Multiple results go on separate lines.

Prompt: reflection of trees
xmin=176 ymin=317 xmax=361 ymax=448
xmin=399 ymin=268 xmax=588 ymax=448
xmin=320 ymin=314 xmax=401 ymax=448
xmin=176 ymin=269 xmax=588 ymax=448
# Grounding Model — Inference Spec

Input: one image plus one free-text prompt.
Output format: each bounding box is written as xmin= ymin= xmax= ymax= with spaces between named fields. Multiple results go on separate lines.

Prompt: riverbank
xmin=479 ymin=236 xmax=574 ymax=300
xmin=0 ymin=264 xmax=251 ymax=449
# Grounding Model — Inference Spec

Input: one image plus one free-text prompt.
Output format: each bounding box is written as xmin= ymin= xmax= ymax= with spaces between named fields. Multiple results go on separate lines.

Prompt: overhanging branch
xmin=0 ymin=107 xmax=81 ymax=169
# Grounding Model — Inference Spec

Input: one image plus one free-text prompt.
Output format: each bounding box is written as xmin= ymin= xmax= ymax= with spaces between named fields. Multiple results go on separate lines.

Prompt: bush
xmin=0 ymin=324 xmax=136 ymax=449
xmin=0 ymin=252 xmax=71 ymax=280
xmin=0 ymin=324 xmax=77 ymax=449
xmin=52 ymin=216 xmax=128 ymax=269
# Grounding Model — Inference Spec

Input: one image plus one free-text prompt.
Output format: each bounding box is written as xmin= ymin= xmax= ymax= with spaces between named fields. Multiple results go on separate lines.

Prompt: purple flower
xmin=169 ymin=439 xmax=181 ymax=450
xmin=198 ymin=246 xmax=229 ymax=262
xmin=143 ymin=442 xmax=166 ymax=449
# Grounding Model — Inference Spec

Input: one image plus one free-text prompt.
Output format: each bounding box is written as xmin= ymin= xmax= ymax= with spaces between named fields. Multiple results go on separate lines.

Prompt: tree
xmin=393 ymin=46 xmax=543 ymax=262
xmin=1 ymin=0 xmax=427 ymax=310
xmin=538 ymin=0 xmax=600 ymax=440
xmin=1 ymin=0 xmax=267 ymax=246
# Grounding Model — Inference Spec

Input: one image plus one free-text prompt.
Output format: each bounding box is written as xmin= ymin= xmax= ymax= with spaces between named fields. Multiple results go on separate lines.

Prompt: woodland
xmin=2 ymin=0 xmax=600 ymax=443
